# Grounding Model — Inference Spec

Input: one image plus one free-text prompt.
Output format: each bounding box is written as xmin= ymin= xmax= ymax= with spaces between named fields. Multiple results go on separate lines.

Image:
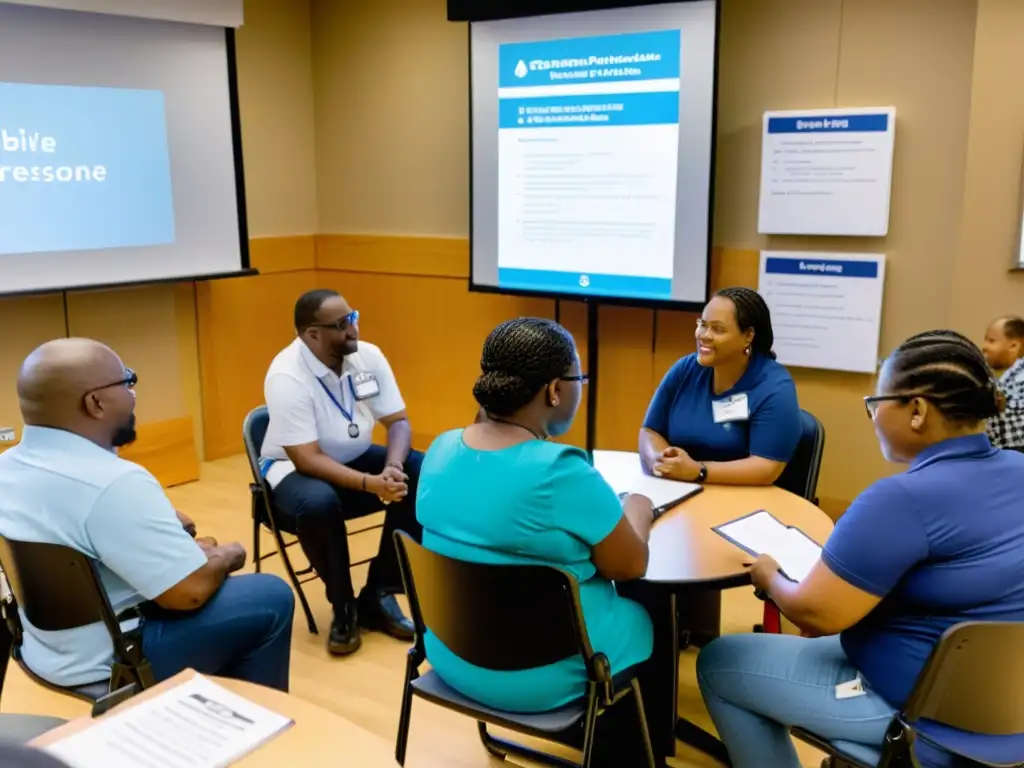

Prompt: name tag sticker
xmin=353 ymin=373 xmax=380 ymax=400
xmin=712 ymin=393 xmax=750 ymax=424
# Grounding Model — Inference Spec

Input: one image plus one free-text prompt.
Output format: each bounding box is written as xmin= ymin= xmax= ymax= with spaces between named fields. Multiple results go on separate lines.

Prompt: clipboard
xmin=712 ymin=509 xmax=822 ymax=582
xmin=593 ymin=450 xmax=703 ymax=519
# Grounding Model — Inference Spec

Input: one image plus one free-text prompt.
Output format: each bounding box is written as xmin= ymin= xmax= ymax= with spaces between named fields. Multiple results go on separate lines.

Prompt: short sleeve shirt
xmin=261 ymin=338 xmax=406 ymax=487
xmin=987 ymin=358 xmax=1024 ymax=449
xmin=643 ymin=352 xmax=801 ymax=464
xmin=823 ymin=434 xmax=1024 ymax=764
xmin=0 ymin=426 xmax=206 ymax=686
xmin=416 ymin=431 xmax=654 ymax=713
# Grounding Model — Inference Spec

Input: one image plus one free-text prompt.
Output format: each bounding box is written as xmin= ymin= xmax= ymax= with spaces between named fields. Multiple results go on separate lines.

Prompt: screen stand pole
xmin=585 ymin=299 xmax=599 ymax=456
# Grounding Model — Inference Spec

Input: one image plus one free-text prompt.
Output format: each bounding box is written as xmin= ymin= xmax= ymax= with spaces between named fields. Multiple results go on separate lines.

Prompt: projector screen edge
xmin=0 ymin=268 xmax=259 ymax=301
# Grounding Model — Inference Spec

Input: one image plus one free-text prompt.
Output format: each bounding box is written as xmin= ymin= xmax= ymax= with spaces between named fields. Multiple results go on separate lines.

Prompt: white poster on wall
xmin=758 ymin=251 xmax=886 ymax=374
xmin=758 ymin=107 xmax=896 ymax=236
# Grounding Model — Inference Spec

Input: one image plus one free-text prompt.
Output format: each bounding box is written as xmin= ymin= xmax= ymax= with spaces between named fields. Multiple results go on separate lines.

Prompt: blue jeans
xmin=141 ymin=573 xmax=294 ymax=692
xmin=696 ymin=633 xmax=894 ymax=768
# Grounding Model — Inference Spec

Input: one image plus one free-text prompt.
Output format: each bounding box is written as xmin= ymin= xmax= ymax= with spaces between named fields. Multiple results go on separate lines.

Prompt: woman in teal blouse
xmin=416 ymin=317 xmax=658 ymax=763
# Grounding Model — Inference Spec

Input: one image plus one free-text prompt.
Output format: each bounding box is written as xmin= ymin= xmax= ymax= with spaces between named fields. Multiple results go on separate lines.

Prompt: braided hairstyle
xmin=474 ymin=318 xmax=576 ymax=417
xmin=886 ymin=330 xmax=1002 ymax=423
xmin=715 ymin=287 xmax=776 ymax=359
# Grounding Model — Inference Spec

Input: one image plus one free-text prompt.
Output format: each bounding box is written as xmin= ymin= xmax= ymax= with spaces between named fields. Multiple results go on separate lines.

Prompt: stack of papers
xmin=714 ymin=510 xmax=822 ymax=582
xmin=592 ymin=450 xmax=703 ymax=514
xmin=45 ymin=675 xmax=294 ymax=768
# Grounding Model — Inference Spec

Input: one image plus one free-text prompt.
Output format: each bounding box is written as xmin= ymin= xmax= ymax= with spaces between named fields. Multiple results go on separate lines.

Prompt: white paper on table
xmin=45 ymin=674 xmax=294 ymax=768
xmin=592 ymin=450 xmax=702 ymax=512
xmin=714 ymin=510 xmax=822 ymax=582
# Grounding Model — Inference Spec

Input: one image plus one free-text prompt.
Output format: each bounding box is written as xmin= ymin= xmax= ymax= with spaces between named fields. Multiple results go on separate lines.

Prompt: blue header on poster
xmin=498 ymin=30 xmax=681 ymax=88
xmin=765 ymin=257 xmax=879 ymax=279
xmin=767 ymin=114 xmax=889 ymax=134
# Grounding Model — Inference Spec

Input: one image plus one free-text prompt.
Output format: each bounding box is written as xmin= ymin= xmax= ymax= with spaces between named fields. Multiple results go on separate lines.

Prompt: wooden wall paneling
xmin=317 ymin=267 xmax=554 ymax=449
xmin=0 ymin=294 xmax=67 ymax=438
xmin=196 ymin=269 xmax=319 ymax=460
xmin=119 ymin=417 xmax=200 ymax=487
xmin=317 ymin=234 xmax=467 ymax=278
xmin=593 ymin=306 xmax=656 ymax=451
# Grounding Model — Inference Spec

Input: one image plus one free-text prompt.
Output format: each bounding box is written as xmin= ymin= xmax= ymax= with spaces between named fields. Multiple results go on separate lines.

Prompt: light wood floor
xmin=1 ymin=455 xmax=825 ymax=767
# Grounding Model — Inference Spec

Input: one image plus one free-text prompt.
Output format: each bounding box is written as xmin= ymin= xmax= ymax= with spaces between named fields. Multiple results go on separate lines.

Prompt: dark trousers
xmin=141 ymin=573 xmax=295 ymax=692
xmin=272 ymin=446 xmax=424 ymax=611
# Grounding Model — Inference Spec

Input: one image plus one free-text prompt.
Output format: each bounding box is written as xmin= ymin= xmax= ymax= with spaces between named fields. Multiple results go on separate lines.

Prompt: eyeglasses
xmin=863 ymin=394 xmax=913 ymax=419
xmin=311 ymin=310 xmax=359 ymax=332
xmin=560 ymin=374 xmax=589 ymax=384
xmin=85 ymin=368 xmax=138 ymax=397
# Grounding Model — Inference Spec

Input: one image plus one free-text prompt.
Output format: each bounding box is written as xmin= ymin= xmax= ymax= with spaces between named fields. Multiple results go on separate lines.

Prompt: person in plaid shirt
xmin=982 ymin=315 xmax=1024 ymax=451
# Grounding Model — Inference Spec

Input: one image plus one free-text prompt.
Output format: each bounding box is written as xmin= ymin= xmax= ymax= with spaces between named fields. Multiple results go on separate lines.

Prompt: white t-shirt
xmin=261 ymin=338 xmax=406 ymax=487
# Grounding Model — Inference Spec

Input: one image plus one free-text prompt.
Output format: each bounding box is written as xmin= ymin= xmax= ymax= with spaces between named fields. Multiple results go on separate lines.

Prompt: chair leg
xmin=252 ymin=516 xmax=262 ymax=573
xmin=477 ymin=722 xmax=507 ymax=760
xmin=272 ymin=528 xmax=318 ymax=635
xmin=579 ymin=689 xmax=601 ymax=768
xmin=630 ymin=680 xmax=657 ymax=768
xmin=477 ymin=722 xmax=580 ymax=768
xmin=395 ymin=657 xmax=416 ymax=766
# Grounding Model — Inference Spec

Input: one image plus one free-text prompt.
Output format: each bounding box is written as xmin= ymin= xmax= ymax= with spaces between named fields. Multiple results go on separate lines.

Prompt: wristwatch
xmin=695 ymin=463 xmax=708 ymax=483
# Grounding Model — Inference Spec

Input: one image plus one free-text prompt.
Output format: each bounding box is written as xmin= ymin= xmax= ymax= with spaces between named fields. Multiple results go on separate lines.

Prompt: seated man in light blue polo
xmin=0 ymin=338 xmax=295 ymax=691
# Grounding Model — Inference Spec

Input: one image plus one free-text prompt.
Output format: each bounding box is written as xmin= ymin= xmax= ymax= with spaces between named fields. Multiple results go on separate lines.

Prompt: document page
xmin=715 ymin=510 xmax=822 ymax=582
xmin=592 ymin=450 xmax=701 ymax=510
xmin=45 ymin=675 xmax=293 ymax=768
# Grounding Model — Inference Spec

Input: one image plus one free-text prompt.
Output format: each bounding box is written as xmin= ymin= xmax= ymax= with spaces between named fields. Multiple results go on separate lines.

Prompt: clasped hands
xmin=366 ymin=464 xmax=409 ymax=503
xmin=652 ymin=446 xmax=702 ymax=482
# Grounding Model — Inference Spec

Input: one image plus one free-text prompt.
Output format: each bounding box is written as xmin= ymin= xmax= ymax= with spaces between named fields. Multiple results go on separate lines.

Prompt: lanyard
xmin=316 ymin=376 xmax=358 ymax=423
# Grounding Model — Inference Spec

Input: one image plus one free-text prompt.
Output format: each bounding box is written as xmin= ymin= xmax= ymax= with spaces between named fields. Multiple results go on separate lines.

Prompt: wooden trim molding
xmin=0 ymin=417 xmax=199 ymax=487
xmin=316 ymin=234 xmax=468 ymax=278
xmin=250 ymin=235 xmax=317 ymax=274
xmin=119 ymin=416 xmax=200 ymax=488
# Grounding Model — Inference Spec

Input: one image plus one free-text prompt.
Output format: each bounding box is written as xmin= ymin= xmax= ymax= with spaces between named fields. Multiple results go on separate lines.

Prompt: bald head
xmin=18 ymin=338 xmax=128 ymax=428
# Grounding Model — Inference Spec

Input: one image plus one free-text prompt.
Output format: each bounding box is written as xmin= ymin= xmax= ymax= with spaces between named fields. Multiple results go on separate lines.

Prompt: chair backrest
xmin=774 ymin=409 xmax=825 ymax=503
xmin=0 ymin=538 xmax=122 ymax=640
xmin=904 ymin=621 xmax=1024 ymax=736
xmin=242 ymin=405 xmax=270 ymax=488
xmin=393 ymin=531 xmax=592 ymax=672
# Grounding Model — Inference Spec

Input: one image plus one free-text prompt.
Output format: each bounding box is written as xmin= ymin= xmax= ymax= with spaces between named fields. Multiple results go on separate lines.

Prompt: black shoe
xmin=327 ymin=602 xmax=361 ymax=656
xmin=357 ymin=590 xmax=415 ymax=641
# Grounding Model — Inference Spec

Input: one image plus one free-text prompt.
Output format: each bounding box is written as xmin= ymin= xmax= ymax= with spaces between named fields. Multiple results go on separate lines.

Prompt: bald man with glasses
xmin=261 ymin=289 xmax=423 ymax=657
xmin=0 ymin=338 xmax=294 ymax=691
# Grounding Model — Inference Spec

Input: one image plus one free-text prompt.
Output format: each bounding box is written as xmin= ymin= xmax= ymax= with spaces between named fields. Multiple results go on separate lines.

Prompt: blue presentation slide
xmin=496 ymin=30 xmax=682 ymax=300
xmin=0 ymin=82 xmax=175 ymax=256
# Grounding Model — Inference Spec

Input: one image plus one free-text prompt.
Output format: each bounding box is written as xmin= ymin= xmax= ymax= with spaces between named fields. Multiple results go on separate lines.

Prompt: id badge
xmin=712 ymin=393 xmax=750 ymax=423
xmin=353 ymin=373 xmax=381 ymax=400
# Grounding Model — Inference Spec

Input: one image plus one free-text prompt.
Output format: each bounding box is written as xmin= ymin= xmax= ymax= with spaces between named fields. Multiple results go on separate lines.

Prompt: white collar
xmin=298 ymin=338 xmax=342 ymax=381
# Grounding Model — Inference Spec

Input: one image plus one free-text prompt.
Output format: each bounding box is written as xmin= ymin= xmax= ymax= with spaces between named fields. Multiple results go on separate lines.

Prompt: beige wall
xmin=312 ymin=0 xmax=468 ymax=236
xmin=307 ymin=0 xmax=994 ymax=510
xmin=951 ymin=0 xmax=1024 ymax=334
xmin=237 ymin=0 xmax=318 ymax=237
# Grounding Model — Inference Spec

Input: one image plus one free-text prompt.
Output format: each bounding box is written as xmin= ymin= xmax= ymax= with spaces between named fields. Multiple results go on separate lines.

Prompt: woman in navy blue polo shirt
xmin=697 ymin=330 xmax=1024 ymax=768
xmin=640 ymin=286 xmax=801 ymax=485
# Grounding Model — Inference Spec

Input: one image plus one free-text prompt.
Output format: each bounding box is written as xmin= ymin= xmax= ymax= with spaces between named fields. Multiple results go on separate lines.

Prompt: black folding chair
xmin=242 ymin=405 xmax=385 ymax=636
xmin=794 ymin=621 xmax=1024 ymax=767
xmin=242 ymin=405 xmax=319 ymax=634
xmin=392 ymin=531 xmax=655 ymax=768
xmin=774 ymin=409 xmax=826 ymax=504
xmin=0 ymin=538 xmax=154 ymax=715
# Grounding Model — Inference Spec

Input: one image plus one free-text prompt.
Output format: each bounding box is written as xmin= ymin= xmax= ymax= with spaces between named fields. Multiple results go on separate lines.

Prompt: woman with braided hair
xmin=697 ymin=330 xmax=1024 ymax=768
xmin=416 ymin=317 xmax=661 ymax=764
xmin=640 ymin=286 xmax=802 ymax=486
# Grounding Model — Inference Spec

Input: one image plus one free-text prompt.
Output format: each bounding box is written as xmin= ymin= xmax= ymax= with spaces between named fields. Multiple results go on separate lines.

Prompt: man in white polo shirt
xmin=261 ymin=289 xmax=422 ymax=656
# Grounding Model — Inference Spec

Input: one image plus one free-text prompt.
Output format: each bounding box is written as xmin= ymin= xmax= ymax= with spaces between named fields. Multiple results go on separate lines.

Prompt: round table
xmin=645 ymin=484 xmax=835 ymax=587
xmin=637 ymin=485 xmax=835 ymax=765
